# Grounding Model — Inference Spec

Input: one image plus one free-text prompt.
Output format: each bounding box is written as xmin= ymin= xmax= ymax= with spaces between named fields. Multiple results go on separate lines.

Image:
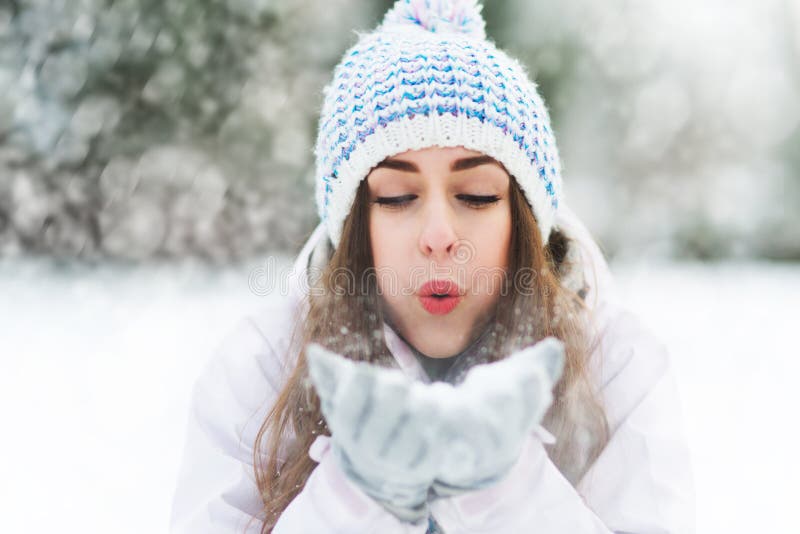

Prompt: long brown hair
xmin=249 ymin=175 xmax=610 ymax=532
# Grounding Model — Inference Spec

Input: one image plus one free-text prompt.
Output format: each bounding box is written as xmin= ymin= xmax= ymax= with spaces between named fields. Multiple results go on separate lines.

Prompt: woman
xmin=170 ymin=1 xmax=695 ymax=533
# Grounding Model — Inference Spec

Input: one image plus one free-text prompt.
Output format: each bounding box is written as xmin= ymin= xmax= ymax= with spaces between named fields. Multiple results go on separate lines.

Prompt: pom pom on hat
xmin=380 ymin=0 xmax=486 ymax=39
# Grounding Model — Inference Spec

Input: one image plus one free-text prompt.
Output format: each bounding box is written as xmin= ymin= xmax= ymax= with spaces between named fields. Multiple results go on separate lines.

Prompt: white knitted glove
xmin=305 ymin=337 xmax=565 ymax=517
xmin=430 ymin=337 xmax=565 ymax=497
xmin=306 ymin=342 xmax=456 ymax=524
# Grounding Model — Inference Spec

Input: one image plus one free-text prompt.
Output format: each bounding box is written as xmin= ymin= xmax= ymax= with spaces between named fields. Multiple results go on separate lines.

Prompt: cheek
xmin=370 ymin=213 xmax=410 ymax=298
xmin=369 ymin=213 xmax=392 ymax=269
xmin=456 ymin=224 xmax=509 ymax=301
xmin=475 ymin=210 xmax=511 ymax=266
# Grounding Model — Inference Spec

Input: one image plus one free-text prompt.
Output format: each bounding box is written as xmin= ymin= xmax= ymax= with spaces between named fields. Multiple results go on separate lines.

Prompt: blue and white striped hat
xmin=314 ymin=0 xmax=564 ymax=249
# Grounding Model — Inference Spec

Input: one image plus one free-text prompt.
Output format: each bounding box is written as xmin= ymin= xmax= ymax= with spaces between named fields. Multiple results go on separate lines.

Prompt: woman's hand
xmin=430 ymin=337 xmax=565 ymax=497
xmin=306 ymin=343 xmax=456 ymax=524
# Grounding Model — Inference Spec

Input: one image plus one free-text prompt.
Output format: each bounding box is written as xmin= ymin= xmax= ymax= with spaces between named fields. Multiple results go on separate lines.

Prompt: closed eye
xmin=457 ymin=194 xmax=501 ymax=207
xmin=372 ymin=194 xmax=500 ymax=209
xmin=373 ymin=194 xmax=417 ymax=209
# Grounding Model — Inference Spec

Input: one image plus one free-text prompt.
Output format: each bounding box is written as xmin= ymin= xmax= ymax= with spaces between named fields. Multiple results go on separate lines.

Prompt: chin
xmin=413 ymin=333 xmax=469 ymax=359
xmin=424 ymin=347 xmax=462 ymax=358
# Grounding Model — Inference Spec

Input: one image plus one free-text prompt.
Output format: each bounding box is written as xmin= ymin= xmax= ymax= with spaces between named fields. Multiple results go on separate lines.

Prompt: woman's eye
xmin=458 ymin=194 xmax=501 ymax=207
xmin=373 ymin=194 xmax=500 ymax=209
xmin=374 ymin=194 xmax=417 ymax=208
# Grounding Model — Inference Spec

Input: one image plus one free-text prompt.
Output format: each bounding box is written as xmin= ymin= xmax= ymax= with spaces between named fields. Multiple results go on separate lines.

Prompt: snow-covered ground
xmin=0 ymin=257 xmax=797 ymax=533
xmin=613 ymin=260 xmax=799 ymax=534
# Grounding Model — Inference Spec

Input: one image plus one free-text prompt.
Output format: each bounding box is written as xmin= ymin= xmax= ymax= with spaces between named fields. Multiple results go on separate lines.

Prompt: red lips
xmin=418 ymin=279 xmax=463 ymax=315
xmin=418 ymin=279 xmax=462 ymax=297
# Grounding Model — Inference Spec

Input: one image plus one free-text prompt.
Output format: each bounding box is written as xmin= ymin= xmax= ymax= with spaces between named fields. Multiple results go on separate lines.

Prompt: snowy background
xmin=1 ymin=0 xmax=799 ymax=533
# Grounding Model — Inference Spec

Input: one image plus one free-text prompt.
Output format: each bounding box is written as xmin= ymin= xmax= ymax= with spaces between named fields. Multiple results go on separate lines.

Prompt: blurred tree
xmin=494 ymin=0 xmax=799 ymax=261
xmin=0 ymin=0 xmax=796 ymax=262
xmin=0 ymin=0 xmax=386 ymax=262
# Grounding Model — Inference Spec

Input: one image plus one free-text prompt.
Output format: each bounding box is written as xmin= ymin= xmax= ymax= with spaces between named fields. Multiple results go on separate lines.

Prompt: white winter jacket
xmin=169 ymin=204 xmax=696 ymax=533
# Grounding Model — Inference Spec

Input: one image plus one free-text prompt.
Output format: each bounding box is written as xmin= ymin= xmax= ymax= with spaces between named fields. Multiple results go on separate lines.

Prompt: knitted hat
xmin=314 ymin=0 xmax=564 ymax=249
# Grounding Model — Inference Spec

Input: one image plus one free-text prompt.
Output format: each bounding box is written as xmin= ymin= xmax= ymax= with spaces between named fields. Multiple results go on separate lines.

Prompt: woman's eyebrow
xmin=373 ymin=155 xmax=502 ymax=173
xmin=452 ymin=156 xmax=502 ymax=171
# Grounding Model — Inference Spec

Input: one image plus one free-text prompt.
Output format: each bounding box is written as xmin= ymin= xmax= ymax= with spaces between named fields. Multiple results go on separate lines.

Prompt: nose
xmin=418 ymin=196 xmax=458 ymax=262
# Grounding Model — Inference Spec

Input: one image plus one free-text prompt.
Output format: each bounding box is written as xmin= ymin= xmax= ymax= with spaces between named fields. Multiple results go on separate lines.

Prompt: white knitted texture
xmin=314 ymin=23 xmax=563 ymax=250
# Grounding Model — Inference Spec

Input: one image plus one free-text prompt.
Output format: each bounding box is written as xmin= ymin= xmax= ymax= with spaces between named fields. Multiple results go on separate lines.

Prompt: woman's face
xmin=367 ymin=146 xmax=512 ymax=358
